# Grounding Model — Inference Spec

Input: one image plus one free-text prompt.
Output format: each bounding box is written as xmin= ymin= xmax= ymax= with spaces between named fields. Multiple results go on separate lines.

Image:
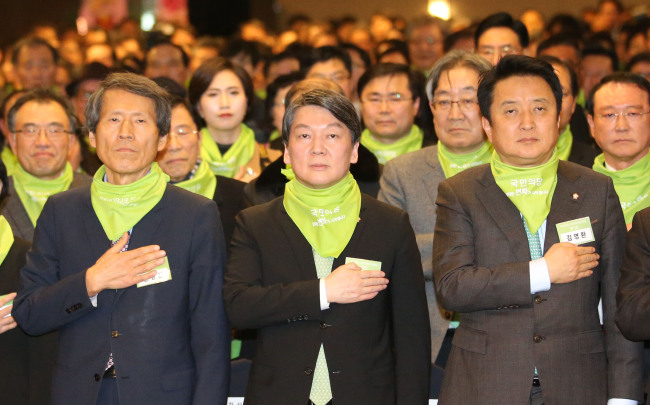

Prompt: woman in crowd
xmin=188 ymin=57 xmax=281 ymax=182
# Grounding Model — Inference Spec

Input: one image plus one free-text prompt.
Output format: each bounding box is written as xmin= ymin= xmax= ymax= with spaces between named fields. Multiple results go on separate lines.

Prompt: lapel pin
xmin=572 ymin=193 xmax=579 ymax=200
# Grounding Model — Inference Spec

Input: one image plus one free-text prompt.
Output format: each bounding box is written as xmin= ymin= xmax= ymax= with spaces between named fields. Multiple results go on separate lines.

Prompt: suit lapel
xmin=6 ymin=177 xmax=35 ymax=238
xmin=475 ymin=167 xmax=532 ymax=260
xmin=422 ymin=147 xmax=446 ymax=206
xmin=544 ymin=162 xmax=586 ymax=252
xmin=276 ymin=201 xmax=320 ymax=280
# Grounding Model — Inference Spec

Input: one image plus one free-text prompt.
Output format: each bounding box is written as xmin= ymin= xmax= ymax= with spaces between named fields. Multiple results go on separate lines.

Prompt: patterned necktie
xmin=309 ymin=249 xmax=334 ymax=405
xmin=523 ymin=219 xmax=543 ymax=260
xmin=105 ymin=233 xmax=131 ymax=371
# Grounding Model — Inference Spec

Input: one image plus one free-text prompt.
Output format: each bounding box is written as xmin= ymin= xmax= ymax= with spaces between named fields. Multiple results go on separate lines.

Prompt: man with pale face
xmin=2 ymin=89 xmax=90 ymax=241
xmin=475 ymin=12 xmax=529 ymax=67
xmin=12 ymin=37 xmax=58 ymax=90
xmin=358 ymin=63 xmax=427 ymax=164
xmin=13 ymin=73 xmax=230 ymax=405
xmin=407 ymin=16 xmax=445 ymax=74
xmin=379 ymin=50 xmax=492 ymax=367
xmin=224 ymin=88 xmax=430 ymax=404
xmin=588 ymin=73 xmax=650 ymax=228
xmin=538 ymin=55 xmax=599 ymax=167
xmin=144 ymin=42 xmax=189 ymax=87
xmin=433 ymin=55 xmax=642 ymax=404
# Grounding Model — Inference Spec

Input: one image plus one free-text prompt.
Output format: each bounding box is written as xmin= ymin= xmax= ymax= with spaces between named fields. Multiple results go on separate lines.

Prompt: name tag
xmin=137 ymin=257 xmax=172 ymax=288
xmin=556 ymin=217 xmax=595 ymax=245
xmin=345 ymin=257 xmax=382 ymax=271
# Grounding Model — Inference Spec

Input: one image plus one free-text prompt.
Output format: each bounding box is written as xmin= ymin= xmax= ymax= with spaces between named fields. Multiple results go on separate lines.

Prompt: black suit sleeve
xmin=223 ymin=209 xmax=323 ymax=329
xmin=616 ymin=208 xmax=650 ymax=341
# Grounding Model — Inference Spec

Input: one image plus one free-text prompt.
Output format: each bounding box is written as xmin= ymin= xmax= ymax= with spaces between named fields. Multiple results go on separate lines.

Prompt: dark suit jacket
xmin=617 ymin=207 xmax=650 ymax=341
xmin=223 ymin=195 xmax=431 ymax=404
xmin=616 ymin=207 xmax=650 ymax=394
xmin=568 ymin=139 xmax=599 ymax=168
xmin=13 ymin=185 xmax=230 ymax=405
xmin=433 ymin=161 xmax=643 ymax=404
xmin=213 ymin=175 xmax=246 ymax=247
xmin=0 ymin=236 xmax=57 ymax=405
xmin=1 ymin=172 xmax=91 ymax=242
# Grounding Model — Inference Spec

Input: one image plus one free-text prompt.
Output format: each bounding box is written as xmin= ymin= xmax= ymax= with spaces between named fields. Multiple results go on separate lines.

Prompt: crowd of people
xmin=3 ymin=0 xmax=650 ymax=403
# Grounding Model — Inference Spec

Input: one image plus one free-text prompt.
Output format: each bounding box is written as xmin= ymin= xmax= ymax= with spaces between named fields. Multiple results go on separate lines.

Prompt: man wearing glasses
xmin=3 ymin=89 xmax=90 ymax=241
xmin=588 ymin=72 xmax=650 ymax=229
xmin=475 ymin=12 xmax=529 ymax=67
xmin=358 ymin=63 xmax=433 ymax=164
xmin=378 ymin=50 xmax=492 ymax=367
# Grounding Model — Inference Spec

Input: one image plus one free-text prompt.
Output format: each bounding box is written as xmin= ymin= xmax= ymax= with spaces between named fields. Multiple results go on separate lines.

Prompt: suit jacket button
xmin=534 ymin=295 xmax=543 ymax=304
xmin=320 ymin=322 xmax=330 ymax=329
xmin=533 ymin=334 xmax=544 ymax=343
xmin=291 ymin=317 xmax=297 ymax=322
xmin=94 ymin=373 xmax=101 ymax=381
xmin=304 ymin=367 xmax=313 ymax=375
xmin=304 ymin=315 xmax=309 ymax=320
xmin=111 ymin=330 xmax=119 ymax=338
xmin=444 ymin=312 xmax=452 ymax=319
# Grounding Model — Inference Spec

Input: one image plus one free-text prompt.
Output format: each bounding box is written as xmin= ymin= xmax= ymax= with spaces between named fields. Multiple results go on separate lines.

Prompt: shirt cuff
xmin=607 ymin=399 xmax=637 ymax=405
xmin=89 ymin=295 xmax=98 ymax=308
xmin=319 ymin=278 xmax=330 ymax=311
xmin=529 ymin=258 xmax=551 ymax=294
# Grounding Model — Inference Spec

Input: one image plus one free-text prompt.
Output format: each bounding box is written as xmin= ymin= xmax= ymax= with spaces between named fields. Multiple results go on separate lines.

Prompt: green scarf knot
xmin=283 ymin=172 xmax=361 ymax=258
xmin=360 ymin=125 xmax=423 ymax=164
xmin=492 ymin=150 xmax=559 ymax=234
xmin=13 ymin=162 xmax=74 ymax=226
xmin=91 ymin=163 xmax=169 ymax=241
xmin=200 ymin=124 xmax=256 ymax=177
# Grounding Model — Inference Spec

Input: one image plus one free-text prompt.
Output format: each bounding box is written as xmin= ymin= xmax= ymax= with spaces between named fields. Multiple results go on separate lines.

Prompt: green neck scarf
xmin=200 ymin=124 xmax=256 ymax=178
xmin=556 ymin=125 xmax=573 ymax=161
xmin=283 ymin=172 xmax=361 ymax=258
xmin=269 ymin=130 xmax=281 ymax=142
xmin=0 ymin=216 xmax=14 ymax=265
xmin=91 ymin=163 xmax=169 ymax=241
xmin=491 ymin=150 xmax=559 ymax=234
xmin=593 ymin=151 xmax=650 ymax=224
xmin=13 ymin=162 xmax=74 ymax=226
xmin=437 ymin=141 xmax=493 ymax=178
xmin=173 ymin=160 xmax=217 ymax=200
xmin=1 ymin=145 xmax=17 ymax=176
xmin=360 ymin=125 xmax=423 ymax=164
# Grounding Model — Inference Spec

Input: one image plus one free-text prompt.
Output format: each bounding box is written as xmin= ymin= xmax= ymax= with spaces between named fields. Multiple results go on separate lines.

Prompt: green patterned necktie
xmin=523 ymin=218 xmax=543 ymax=260
xmin=309 ymin=249 xmax=334 ymax=405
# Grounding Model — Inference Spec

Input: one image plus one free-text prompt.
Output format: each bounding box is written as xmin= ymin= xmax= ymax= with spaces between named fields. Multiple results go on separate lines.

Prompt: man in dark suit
xmin=13 ymin=73 xmax=230 ymax=405
xmin=223 ymin=88 xmax=430 ymax=404
xmin=433 ymin=55 xmax=643 ymax=404
xmin=1 ymin=89 xmax=91 ymax=241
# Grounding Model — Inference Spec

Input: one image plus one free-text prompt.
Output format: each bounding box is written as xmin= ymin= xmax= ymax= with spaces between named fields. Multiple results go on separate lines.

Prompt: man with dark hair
xmin=627 ymin=52 xmax=650 ymax=80
xmin=475 ymin=12 xmax=529 ymax=66
xmin=263 ymin=50 xmax=301 ymax=85
xmin=434 ymin=55 xmax=643 ymax=404
xmin=12 ymin=37 xmax=58 ymax=90
xmin=303 ymin=46 xmax=354 ymax=98
xmin=144 ymin=41 xmax=189 ymax=87
xmin=358 ymin=63 xmax=430 ymax=164
xmin=579 ymin=45 xmax=618 ymax=107
xmin=587 ymin=72 xmax=650 ymax=228
xmin=537 ymin=34 xmax=581 ymax=72
xmin=224 ymin=88 xmax=430 ymax=404
xmin=538 ymin=55 xmax=598 ymax=167
xmin=2 ymin=89 xmax=90 ymax=241
xmin=13 ymin=73 xmax=230 ymax=405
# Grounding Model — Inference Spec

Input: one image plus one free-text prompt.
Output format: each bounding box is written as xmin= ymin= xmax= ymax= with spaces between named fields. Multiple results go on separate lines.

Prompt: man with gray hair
xmin=14 ymin=72 xmax=230 ymax=405
xmin=378 ymin=50 xmax=492 ymax=367
xmin=2 ymin=88 xmax=90 ymax=241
